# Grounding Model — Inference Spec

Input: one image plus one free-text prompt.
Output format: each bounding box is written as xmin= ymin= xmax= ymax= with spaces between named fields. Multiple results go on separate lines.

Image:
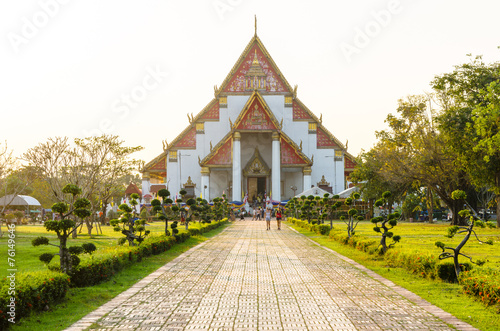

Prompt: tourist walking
xmin=276 ymin=208 xmax=282 ymax=230
xmin=256 ymin=207 xmax=261 ymax=221
xmin=252 ymin=208 xmax=257 ymax=221
xmin=265 ymin=207 xmax=271 ymax=230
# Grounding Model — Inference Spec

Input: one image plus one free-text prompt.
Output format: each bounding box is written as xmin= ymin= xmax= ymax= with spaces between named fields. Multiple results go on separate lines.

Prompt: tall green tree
xmin=433 ymin=56 xmax=500 ymax=227
xmin=367 ymin=95 xmax=472 ymax=225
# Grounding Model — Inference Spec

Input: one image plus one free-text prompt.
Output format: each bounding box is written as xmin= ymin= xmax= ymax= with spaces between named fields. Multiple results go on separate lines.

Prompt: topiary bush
xmin=0 ymin=271 xmax=70 ymax=329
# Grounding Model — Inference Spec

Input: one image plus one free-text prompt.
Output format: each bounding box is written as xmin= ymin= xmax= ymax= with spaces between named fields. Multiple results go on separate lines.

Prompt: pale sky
xmin=1 ymin=0 xmax=499 ymax=165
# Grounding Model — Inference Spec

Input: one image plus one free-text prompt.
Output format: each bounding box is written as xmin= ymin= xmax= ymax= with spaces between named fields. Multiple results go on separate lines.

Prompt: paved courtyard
xmin=68 ymin=220 xmax=477 ymax=331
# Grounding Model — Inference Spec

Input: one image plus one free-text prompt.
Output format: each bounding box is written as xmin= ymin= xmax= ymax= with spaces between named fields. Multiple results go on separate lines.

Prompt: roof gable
xmin=201 ymin=134 xmax=232 ymax=167
xmin=218 ymin=36 xmax=292 ymax=94
xmin=292 ymin=100 xmax=313 ymax=121
xmin=234 ymin=91 xmax=280 ymax=131
xmin=280 ymin=133 xmax=312 ymax=166
xmin=173 ymin=127 xmax=196 ymax=149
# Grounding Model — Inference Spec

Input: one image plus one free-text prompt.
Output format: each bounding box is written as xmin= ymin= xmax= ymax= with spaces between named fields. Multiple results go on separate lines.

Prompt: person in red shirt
xmin=276 ymin=208 xmax=282 ymax=230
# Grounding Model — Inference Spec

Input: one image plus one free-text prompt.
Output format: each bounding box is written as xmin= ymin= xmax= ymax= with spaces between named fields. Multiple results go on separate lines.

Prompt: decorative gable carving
xmin=222 ymin=41 xmax=290 ymax=93
xmin=235 ymin=91 xmax=280 ymax=131
xmin=243 ymin=148 xmax=270 ymax=176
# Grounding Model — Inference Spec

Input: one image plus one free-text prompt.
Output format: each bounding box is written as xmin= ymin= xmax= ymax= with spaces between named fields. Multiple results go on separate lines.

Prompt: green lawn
xmin=0 ymin=221 xmax=211 ymax=279
xmin=289 ymin=221 xmax=500 ymax=331
xmin=5 ymin=222 xmax=231 ymax=331
xmin=328 ymin=220 xmax=500 ymax=267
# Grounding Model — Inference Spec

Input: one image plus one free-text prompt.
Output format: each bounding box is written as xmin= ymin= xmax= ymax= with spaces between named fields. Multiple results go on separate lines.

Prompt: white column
xmin=272 ymin=132 xmax=281 ymax=201
xmin=142 ymin=172 xmax=151 ymax=196
xmin=334 ymin=151 xmax=344 ymax=193
xmin=141 ymin=172 xmax=150 ymax=204
xmin=303 ymin=167 xmax=312 ymax=190
xmin=232 ymin=132 xmax=241 ymax=201
xmin=201 ymin=167 xmax=210 ymax=201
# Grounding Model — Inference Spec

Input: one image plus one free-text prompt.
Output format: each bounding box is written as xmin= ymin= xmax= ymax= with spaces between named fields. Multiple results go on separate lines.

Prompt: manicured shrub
xmin=460 ymin=268 xmax=500 ymax=306
xmin=0 ymin=271 xmax=70 ymax=329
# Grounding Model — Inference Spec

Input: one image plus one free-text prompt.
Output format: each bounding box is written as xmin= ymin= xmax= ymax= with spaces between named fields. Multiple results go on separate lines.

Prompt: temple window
xmin=284 ymin=96 xmax=292 ymax=107
xmin=169 ymin=150 xmax=178 ymax=162
xmin=335 ymin=150 xmax=343 ymax=161
xmin=196 ymin=122 xmax=204 ymax=133
xmin=308 ymin=122 xmax=317 ymax=133
xmin=219 ymin=96 xmax=227 ymax=108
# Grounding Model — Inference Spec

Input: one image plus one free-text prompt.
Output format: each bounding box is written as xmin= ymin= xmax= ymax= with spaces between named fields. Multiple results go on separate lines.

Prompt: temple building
xmin=141 ymin=27 xmax=356 ymax=203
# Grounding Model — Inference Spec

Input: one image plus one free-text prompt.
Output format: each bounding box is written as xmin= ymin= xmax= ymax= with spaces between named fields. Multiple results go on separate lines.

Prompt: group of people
xmin=250 ymin=206 xmax=282 ymax=230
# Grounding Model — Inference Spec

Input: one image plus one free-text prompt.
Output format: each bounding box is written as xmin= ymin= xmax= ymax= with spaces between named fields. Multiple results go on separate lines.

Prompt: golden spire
xmin=254 ymin=15 xmax=257 ymax=36
xmin=252 ymin=49 xmax=259 ymax=65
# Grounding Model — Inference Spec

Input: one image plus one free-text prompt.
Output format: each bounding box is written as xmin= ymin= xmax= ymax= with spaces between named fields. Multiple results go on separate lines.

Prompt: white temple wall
xmin=209 ymin=169 xmax=231 ymax=199
xmin=282 ymin=170 xmax=303 ymax=200
xmin=262 ymin=95 xmax=285 ymax=122
xmin=166 ymin=158 xmax=179 ymax=194
xmin=226 ymin=95 xmax=251 ymax=124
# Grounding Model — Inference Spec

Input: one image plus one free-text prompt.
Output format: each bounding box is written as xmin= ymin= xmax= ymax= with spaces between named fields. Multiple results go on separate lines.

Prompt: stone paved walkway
xmin=67 ymin=220 xmax=477 ymax=331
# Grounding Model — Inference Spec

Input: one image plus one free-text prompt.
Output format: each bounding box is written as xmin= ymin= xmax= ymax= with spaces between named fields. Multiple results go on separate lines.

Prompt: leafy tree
xmin=432 ymin=56 xmax=500 ymax=227
xmin=24 ymin=135 xmax=143 ymax=237
xmin=110 ymin=193 xmax=150 ymax=246
xmin=31 ymin=184 xmax=92 ymax=273
xmin=0 ymin=142 xmax=35 ymax=237
xmin=367 ymin=96 xmax=472 ymax=225
xmin=371 ymin=191 xmax=401 ymax=254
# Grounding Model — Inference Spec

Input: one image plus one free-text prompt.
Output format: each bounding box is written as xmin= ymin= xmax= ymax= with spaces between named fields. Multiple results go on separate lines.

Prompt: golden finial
xmin=187 ymin=113 xmax=192 ymax=124
xmin=319 ymin=113 xmax=322 ymax=123
xmin=299 ymin=140 xmax=302 ymax=151
xmin=293 ymin=85 xmax=298 ymax=99
xmin=346 ymin=140 xmax=348 ymax=151
xmin=162 ymin=140 xmax=169 ymax=151
xmin=214 ymin=85 xmax=219 ymax=97
xmin=252 ymin=49 xmax=259 ymax=65
xmin=198 ymin=156 xmax=201 ymax=165
xmin=229 ymin=118 xmax=233 ymax=129
xmin=279 ymin=118 xmax=283 ymax=129
xmin=254 ymin=15 xmax=257 ymax=36
xmin=210 ymin=141 xmax=213 ymax=151
xmin=311 ymin=154 xmax=314 ymax=164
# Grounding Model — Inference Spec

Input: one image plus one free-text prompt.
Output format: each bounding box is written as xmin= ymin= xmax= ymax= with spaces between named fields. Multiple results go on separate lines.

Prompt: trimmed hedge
xmin=0 ymin=271 xmax=70 ymax=329
xmin=287 ymin=217 xmax=500 ymax=307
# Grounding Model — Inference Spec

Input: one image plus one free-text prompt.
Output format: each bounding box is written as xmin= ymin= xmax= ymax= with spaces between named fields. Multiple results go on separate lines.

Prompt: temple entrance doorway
xmin=248 ymin=177 xmax=266 ymax=203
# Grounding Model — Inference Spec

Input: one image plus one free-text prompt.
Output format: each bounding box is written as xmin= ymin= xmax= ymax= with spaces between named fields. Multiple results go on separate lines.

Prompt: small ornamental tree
xmin=285 ymin=197 xmax=300 ymax=219
xmin=435 ymin=190 xmax=494 ymax=280
xmin=151 ymin=188 xmax=172 ymax=236
xmin=342 ymin=193 xmax=363 ymax=238
xmin=110 ymin=193 xmax=150 ymax=246
xmin=322 ymin=194 xmax=341 ymax=230
xmin=185 ymin=198 xmax=197 ymax=229
xmin=371 ymin=191 xmax=401 ymax=254
xmin=31 ymin=184 xmax=92 ymax=273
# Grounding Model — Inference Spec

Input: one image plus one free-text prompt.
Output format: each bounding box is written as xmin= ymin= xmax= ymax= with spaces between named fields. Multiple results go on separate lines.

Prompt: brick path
xmin=67 ymin=220 xmax=477 ymax=330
